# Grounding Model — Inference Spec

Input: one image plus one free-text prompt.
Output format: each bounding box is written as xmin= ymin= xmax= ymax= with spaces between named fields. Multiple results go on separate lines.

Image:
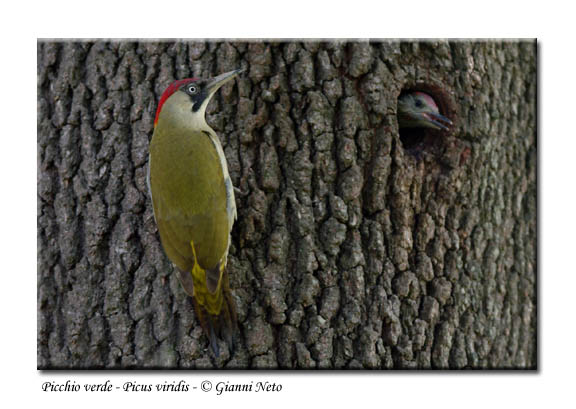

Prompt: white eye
xmin=187 ymin=85 xmax=198 ymax=95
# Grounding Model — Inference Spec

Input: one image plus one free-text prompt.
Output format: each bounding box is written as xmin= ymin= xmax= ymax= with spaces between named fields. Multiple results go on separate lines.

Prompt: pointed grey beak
xmin=424 ymin=112 xmax=453 ymax=131
xmin=205 ymin=68 xmax=244 ymax=96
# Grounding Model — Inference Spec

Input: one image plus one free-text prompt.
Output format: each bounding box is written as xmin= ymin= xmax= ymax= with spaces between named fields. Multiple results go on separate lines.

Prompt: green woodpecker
xmin=397 ymin=92 xmax=453 ymax=130
xmin=148 ymin=69 xmax=243 ymax=356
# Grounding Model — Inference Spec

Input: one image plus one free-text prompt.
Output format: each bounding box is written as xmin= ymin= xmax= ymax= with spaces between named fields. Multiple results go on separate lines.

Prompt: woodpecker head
xmin=154 ymin=68 xmax=244 ymax=129
xmin=397 ymin=92 xmax=453 ymax=131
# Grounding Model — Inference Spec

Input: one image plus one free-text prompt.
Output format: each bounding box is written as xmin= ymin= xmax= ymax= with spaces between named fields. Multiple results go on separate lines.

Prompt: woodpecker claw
xmin=234 ymin=186 xmax=248 ymax=197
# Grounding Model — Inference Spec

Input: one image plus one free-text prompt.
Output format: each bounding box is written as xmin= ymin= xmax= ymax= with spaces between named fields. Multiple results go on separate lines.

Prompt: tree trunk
xmin=37 ymin=40 xmax=537 ymax=369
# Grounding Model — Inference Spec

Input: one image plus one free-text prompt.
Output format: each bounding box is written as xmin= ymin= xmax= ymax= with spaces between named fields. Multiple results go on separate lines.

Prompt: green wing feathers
xmin=149 ymin=125 xmax=236 ymax=355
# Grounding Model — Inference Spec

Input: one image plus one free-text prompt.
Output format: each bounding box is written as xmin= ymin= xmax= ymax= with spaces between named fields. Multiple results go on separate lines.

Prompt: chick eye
xmin=187 ymin=85 xmax=199 ymax=95
xmin=415 ymin=99 xmax=423 ymax=108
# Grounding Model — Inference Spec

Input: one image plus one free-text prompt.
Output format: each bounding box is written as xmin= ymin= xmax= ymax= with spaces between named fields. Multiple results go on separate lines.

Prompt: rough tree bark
xmin=37 ymin=40 xmax=536 ymax=369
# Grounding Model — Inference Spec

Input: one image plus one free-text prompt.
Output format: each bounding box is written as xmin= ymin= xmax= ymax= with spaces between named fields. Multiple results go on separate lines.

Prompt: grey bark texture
xmin=37 ymin=40 xmax=537 ymax=369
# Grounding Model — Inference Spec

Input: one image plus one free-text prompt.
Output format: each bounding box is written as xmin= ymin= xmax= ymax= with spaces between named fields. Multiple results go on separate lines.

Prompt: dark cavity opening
xmin=399 ymin=126 xmax=427 ymax=151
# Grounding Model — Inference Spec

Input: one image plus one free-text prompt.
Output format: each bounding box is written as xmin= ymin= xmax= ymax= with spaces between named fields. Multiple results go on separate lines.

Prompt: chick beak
xmin=424 ymin=112 xmax=453 ymax=131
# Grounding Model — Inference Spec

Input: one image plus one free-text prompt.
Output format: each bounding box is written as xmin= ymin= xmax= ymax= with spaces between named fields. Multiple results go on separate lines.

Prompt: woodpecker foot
xmin=236 ymin=168 xmax=256 ymax=197
xmin=234 ymin=186 xmax=249 ymax=197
